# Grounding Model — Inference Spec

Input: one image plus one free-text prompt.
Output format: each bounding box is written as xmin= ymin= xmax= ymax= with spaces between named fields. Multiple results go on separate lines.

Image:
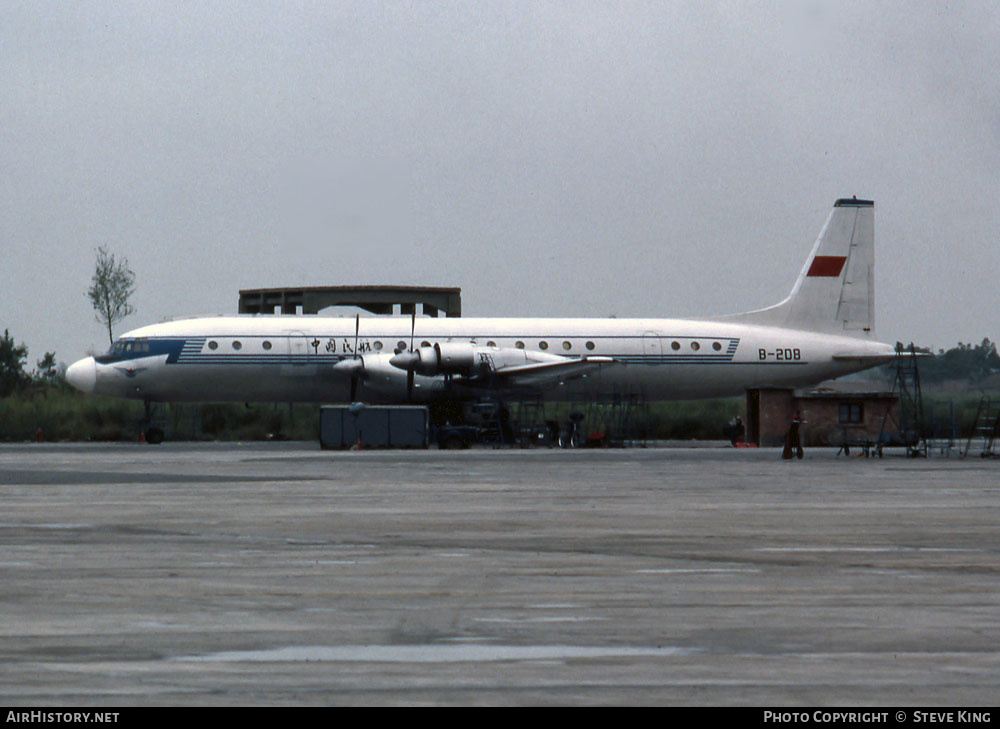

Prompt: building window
xmin=839 ymin=403 xmax=864 ymax=424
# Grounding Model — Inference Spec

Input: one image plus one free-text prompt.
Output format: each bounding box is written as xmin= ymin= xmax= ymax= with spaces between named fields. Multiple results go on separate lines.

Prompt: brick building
xmin=746 ymin=384 xmax=899 ymax=449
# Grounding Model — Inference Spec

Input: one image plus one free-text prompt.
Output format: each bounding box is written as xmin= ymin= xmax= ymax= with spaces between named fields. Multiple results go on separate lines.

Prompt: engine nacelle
xmin=408 ymin=342 xmax=478 ymax=376
xmin=358 ymin=355 xmax=411 ymax=395
xmin=358 ymin=354 xmax=442 ymax=400
xmin=414 ymin=346 xmax=440 ymax=376
xmin=389 ymin=341 xmax=555 ymax=379
xmin=434 ymin=342 xmax=477 ymax=372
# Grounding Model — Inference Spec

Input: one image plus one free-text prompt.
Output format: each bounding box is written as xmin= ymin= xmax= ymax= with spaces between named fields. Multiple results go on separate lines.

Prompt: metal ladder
xmin=878 ymin=346 xmax=926 ymax=456
xmin=962 ymin=397 xmax=1000 ymax=458
xmin=926 ymin=400 xmax=960 ymax=456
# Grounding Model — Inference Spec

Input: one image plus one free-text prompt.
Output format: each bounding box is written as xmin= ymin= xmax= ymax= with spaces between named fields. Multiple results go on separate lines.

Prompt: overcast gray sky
xmin=3 ymin=1 xmax=999 ymax=367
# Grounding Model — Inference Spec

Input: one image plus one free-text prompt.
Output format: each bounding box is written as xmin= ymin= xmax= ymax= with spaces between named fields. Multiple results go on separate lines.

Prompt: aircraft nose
xmin=66 ymin=357 xmax=97 ymax=394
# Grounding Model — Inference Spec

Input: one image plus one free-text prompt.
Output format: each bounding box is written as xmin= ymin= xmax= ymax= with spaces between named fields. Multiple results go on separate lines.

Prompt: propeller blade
xmin=390 ymin=310 xmax=421 ymax=376
xmin=349 ymin=314 xmax=361 ymax=402
xmin=354 ymin=313 xmax=360 ymax=359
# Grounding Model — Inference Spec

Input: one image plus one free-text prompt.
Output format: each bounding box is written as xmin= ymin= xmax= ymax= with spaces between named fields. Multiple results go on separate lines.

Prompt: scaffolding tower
xmin=584 ymin=392 xmax=649 ymax=447
xmin=926 ymin=399 xmax=960 ymax=456
xmin=478 ymin=388 xmax=650 ymax=448
xmin=962 ymin=396 xmax=1000 ymax=458
xmin=878 ymin=346 xmax=927 ymax=457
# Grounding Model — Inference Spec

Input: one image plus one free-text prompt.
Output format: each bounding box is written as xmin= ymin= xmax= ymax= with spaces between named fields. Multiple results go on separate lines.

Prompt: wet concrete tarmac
xmin=0 ymin=442 xmax=998 ymax=705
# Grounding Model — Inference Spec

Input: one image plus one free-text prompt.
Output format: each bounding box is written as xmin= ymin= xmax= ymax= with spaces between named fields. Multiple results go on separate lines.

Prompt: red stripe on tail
xmin=807 ymin=255 xmax=847 ymax=277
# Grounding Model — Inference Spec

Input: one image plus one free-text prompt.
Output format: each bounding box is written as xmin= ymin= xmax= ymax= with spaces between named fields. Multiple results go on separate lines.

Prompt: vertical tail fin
xmin=719 ymin=198 xmax=876 ymax=337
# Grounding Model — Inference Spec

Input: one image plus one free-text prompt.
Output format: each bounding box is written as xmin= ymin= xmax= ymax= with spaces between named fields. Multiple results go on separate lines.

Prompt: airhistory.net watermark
xmin=6 ymin=713 xmax=119 ymax=724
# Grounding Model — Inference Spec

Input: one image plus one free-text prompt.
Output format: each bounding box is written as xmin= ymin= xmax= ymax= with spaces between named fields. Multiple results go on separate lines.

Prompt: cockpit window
xmin=109 ymin=338 xmax=150 ymax=356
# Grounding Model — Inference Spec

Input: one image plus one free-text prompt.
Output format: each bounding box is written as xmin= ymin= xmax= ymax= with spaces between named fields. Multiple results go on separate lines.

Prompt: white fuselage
xmin=65 ymin=199 xmax=896 ymax=406
xmin=68 ymin=314 xmax=897 ymax=403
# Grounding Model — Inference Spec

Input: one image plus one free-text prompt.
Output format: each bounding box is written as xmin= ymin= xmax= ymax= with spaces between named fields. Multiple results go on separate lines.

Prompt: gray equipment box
xmin=320 ymin=405 xmax=430 ymax=449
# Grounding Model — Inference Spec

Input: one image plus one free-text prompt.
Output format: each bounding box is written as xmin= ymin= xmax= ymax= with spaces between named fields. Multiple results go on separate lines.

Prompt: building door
xmin=746 ymin=389 xmax=760 ymax=446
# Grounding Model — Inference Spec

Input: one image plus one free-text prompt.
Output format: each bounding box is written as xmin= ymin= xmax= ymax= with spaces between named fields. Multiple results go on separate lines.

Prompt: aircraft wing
xmin=492 ymin=356 xmax=618 ymax=388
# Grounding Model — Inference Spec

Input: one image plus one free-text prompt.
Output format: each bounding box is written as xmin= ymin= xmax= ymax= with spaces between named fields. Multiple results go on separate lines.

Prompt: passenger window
xmin=691 ymin=342 xmax=700 ymax=351
xmin=208 ymin=341 xmax=218 ymax=350
xmin=586 ymin=341 xmax=595 ymax=350
xmin=671 ymin=341 xmax=680 ymax=351
xmin=562 ymin=341 xmax=572 ymax=350
xmin=515 ymin=341 xmax=525 ymax=349
xmin=232 ymin=341 xmax=242 ymax=350
xmin=539 ymin=341 xmax=548 ymax=350
xmin=373 ymin=341 xmax=383 ymax=351
xmin=713 ymin=341 xmax=722 ymax=351
xmin=262 ymin=341 xmax=272 ymax=350
xmin=487 ymin=341 xmax=497 ymax=348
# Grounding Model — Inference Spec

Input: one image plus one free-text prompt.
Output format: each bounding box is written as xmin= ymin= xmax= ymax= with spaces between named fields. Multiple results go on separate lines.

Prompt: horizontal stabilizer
xmin=832 ymin=353 xmax=897 ymax=363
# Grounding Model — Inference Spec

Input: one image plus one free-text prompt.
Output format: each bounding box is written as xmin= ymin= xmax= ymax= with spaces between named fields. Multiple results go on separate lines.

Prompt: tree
xmin=35 ymin=351 xmax=59 ymax=383
xmin=0 ymin=329 xmax=29 ymax=397
xmin=87 ymin=246 xmax=136 ymax=345
xmin=895 ymin=338 xmax=1000 ymax=384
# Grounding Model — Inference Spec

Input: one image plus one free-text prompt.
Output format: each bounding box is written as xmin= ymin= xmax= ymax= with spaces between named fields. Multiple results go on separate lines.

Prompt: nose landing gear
xmin=142 ymin=400 xmax=165 ymax=445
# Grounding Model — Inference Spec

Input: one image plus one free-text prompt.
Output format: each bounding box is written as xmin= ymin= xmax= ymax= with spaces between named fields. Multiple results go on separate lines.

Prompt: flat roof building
xmin=238 ymin=286 xmax=462 ymax=318
xmin=746 ymin=384 xmax=899 ymax=450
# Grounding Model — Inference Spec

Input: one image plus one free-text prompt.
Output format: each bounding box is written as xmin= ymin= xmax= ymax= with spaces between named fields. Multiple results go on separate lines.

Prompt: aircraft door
xmin=642 ymin=331 xmax=667 ymax=396
xmin=283 ymin=330 xmax=313 ymax=375
xmin=642 ymin=332 xmax=663 ymax=359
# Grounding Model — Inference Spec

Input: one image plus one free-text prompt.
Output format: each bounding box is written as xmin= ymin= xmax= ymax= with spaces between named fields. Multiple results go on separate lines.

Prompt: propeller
xmin=407 ymin=310 xmax=415 ymax=399
xmin=351 ymin=313 xmax=360 ymax=401
xmin=330 ymin=314 xmax=364 ymax=400
xmin=388 ymin=311 xmax=418 ymax=400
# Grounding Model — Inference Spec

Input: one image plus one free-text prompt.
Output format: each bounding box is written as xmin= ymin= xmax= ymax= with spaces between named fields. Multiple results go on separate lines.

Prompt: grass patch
xmin=2 ymin=382 xmax=996 ymax=443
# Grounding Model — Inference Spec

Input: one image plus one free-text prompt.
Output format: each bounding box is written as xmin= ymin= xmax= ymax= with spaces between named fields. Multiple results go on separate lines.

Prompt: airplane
xmin=66 ymin=198 xmax=897 ymax=424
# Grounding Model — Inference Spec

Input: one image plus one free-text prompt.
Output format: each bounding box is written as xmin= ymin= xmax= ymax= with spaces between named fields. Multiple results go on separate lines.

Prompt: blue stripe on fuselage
xmin=95 ymin=338 xmax=188 ymax=365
